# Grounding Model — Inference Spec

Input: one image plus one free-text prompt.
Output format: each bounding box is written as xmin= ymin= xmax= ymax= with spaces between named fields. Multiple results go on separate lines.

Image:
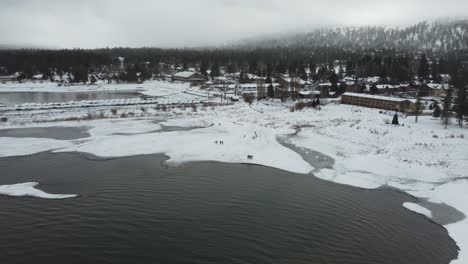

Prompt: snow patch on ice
xmin=56 ymin=118 xmax=313 ymax=174
xmin=0 ymin=137 xmax=74 ymax=158
xmin=160 ymin=118 xmax=212 ymax=128
xmin=0 ymin=182 xmax=77 ymax=199
xmin=317 ymin=169 xmax=384 ymax=189
xmin=403 ymin=202 xmax=433 ymax=218
xmin=87 ymin=119 xmax=161 ymax=137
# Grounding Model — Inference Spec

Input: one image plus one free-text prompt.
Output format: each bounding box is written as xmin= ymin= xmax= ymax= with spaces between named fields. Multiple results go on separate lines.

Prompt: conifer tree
xmin=442 ymin=87 xmax=453 ymax=128
xmin=267 ymin=84 xmax=275 ymax=98
xmin=418 ymin=54 xmax=429 ymax=80
xmin=337 ymin=83 xmax=347 ymax=95
xmin=414 ymin=94 xmax=423 ymax=123
xmin=454 ymin=69 xmax=468 ymax=127
xmin=199 ymin=60 xmax=208 ymax=76
xmin=433 ymin=102 xmax=442 ymax=118
xmin=369 ymin=84 xmax=378 ymax=95
xmin=329 ymin=71 xmax=339 ymax=92
xmin=392 ymin=113 xmax=399 ymax=125
xmin=210 ymin=62 xmax=220 ymax=79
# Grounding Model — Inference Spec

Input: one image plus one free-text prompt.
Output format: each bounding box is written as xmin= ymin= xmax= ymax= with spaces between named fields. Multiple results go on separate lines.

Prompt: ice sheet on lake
xmin=0 ymin=182 xmax=77 ymax=199
xmin=0 ymin=137 xmax=74 ymax=158
xmin=58 ymin=119 xmax=314 ymax=174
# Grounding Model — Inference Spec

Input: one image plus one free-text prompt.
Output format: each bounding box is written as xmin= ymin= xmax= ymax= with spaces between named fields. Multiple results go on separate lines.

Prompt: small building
xmin=366 ymin=76 xmax=381 ymax=84
xmin=230 ymin=95 xmax=240 ymax=102
xmin=344 ymin=82 xmax=363 ymax=93
xmin=341 ymin=92 xmax=415 ymax=112
xmin=318 ymin=83 xmax=332 ymax=97
xmin=279 ymin=77 xmax=307 ymax=89
xmin=397 ymin=83 xmax=411 ymax=92
xmin=173 ymin=71 xmax=207 ymax=83
xmin=376 ymin=84 xmax=400 ymax=95
xmin=0 ymin=73 xmax=20 ymax=82
xmin=299 ymin=89 xmax=321 ymax=99
xmin=32 ymin=74 xmax=44 ymax=81
xmin=419 ymin=83 xmax=449 ymax=96
xmin=236 ymin=83 xmax=258 ymax=97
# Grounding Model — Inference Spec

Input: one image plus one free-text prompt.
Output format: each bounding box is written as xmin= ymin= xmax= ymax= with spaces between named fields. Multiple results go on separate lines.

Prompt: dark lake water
xmin=0 ymin=91 xmax=141 ymax=106
xmin=0 ymin=152 xmax=458 ymax=264
xmin=0 ymin=126 xmax=90 ymax=140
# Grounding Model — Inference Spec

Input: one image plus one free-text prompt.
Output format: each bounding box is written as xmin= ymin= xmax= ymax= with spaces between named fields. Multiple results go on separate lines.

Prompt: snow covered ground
xmin=1 ymin=83 xmax=467 ymax=263
xmin=0 ymin=80 xmax=189 ymax=95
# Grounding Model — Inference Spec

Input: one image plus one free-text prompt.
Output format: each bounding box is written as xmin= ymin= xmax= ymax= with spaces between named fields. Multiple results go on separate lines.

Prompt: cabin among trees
xmin=173 ymin=71 xmax=207 ymax=84
xmin=341 ymin=92 xmax=415 ymax=112
xmin=0 ymin=74 xmax=18 ymax=83
xmin=418 ymin=83 xmax=449 ymax=96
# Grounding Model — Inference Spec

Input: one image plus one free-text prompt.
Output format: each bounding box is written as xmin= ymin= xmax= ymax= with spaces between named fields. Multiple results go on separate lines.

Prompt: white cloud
xmin=1 ymin=0 xmax=467 ymax=48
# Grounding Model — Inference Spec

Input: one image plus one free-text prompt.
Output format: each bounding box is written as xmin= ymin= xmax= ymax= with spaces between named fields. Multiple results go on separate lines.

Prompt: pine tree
xmin=267 ymin=84 xmax=275 ymax=98
xmin=369 ymin=84 xmax=378 ymax=95
xmin=454 ymin=69 xmax=468 ymax=127
xmin=442 ymin=87 xmax=453 ymax=128
xmin=199 ymin=60 xmax=208 ymax=76
xmin=338 ymin=65 xmax=345 ymax=78
xmin=414 ymin=94 xmax=423 ymax=123
xmin=210 ymin=62 xmax=220 ymax=79
xmin=418 ymin=54 xmax=429 ymax=80
xmin=337 ymin=83 xmax=347 ymax=95
xmin=392 ymin=113 xmax=399 ymax=125
xmin=329 ymin=71 xmax=338 ymax=92
xmin=299 ymin=64 xmax=308 ymax=81
xmin=433 ymin=102 xmax=442 ymax=118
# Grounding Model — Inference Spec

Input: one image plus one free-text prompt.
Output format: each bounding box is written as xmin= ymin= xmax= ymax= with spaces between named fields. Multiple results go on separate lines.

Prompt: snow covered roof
xmin=239 ymin=83 xmax=257 ymax=88
xmin=174 ymin=71 xmax=196 ymax=78
xmin=247 ymin=73 xmax=260 ymax=79
xmin=299 ymin=90 xmax=314 ymax=96
xmin=425 ymin=83 xmax=449 ymax=90
xmin=366 ymin=77 xmax=381 ymax=83
xmin=0 ymin=73 xmax=19 ymax=79
xmin=282 ymin=77 xmax=306 ymax=85
xmin=342 ymin=93 xmax=414 ymax=103
xmin=376 ymin=84 xmax=396 ymax=89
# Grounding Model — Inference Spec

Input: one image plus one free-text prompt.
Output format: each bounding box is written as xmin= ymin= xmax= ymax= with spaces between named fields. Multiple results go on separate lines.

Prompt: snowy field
xmin=0 ymin=81 xmax=467 ymax=263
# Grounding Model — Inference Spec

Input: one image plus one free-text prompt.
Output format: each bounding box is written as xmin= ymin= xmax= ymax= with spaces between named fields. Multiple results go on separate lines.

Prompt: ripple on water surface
xmin=0 ymin=152 xmax=459 ymax=264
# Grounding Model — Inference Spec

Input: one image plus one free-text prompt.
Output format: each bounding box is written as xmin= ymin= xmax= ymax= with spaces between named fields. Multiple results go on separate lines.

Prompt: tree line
xmin=0 ymin=47 xmax=466 ymax=84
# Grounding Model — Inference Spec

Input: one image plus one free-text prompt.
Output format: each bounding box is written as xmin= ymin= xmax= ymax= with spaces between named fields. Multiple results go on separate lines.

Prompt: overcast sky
xmin=1 ymin=0 xmax=468 ymax=49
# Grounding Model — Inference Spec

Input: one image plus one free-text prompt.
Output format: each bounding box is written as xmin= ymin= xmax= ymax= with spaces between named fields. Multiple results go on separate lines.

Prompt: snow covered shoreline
xmin=1 ymin=91 xmax=467 ymax=263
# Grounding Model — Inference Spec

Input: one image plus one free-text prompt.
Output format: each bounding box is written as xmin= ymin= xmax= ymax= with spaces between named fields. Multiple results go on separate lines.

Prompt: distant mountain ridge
xmin=235 ymin=19 xmax=468 ymax=52
xmin=0 ymin=44 xmax=54 ymax=50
